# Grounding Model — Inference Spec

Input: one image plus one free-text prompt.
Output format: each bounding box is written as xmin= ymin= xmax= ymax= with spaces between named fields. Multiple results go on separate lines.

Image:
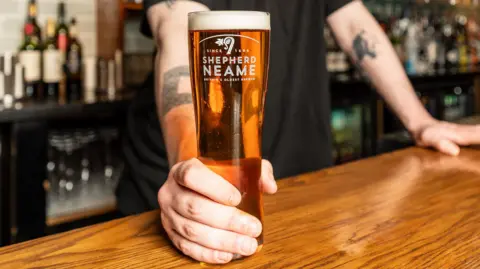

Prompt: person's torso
xmin=123 ymin=0 xmax=333 ymax=209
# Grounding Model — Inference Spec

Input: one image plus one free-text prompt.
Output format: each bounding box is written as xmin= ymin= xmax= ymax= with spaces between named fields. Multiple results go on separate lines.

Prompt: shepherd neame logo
xmin=200 ymin=35 xmax=259 ymax=82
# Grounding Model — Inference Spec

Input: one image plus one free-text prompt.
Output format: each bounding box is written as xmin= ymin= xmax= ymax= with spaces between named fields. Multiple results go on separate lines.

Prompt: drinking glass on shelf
xmin=50 ymin=131 xmax=68 ymax=199
xmin=47 ymin=131 xmax=58 ymax=195
xmin=75 ymin=129 xmax=90 ymax=184
xmin=63 ymin=133 xmax=75 ymax=194
xmin=100 ymin=128 xmax=118 ymax=187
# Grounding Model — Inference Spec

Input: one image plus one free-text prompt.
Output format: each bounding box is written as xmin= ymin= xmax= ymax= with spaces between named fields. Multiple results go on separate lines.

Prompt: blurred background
xmin=0 ymin=0 xmax=478 ymax=247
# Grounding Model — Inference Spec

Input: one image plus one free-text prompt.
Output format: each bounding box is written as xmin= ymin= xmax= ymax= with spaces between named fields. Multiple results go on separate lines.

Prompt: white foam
xmin=189 ymin=11 xmax=270 ymax=31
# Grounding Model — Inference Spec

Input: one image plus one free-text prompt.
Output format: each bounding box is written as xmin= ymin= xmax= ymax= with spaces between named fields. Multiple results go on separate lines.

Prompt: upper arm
xmin=326 ymin=1 xmax=379 ymax=55
xmin=146 ymin=1 xmax=209 ymax=47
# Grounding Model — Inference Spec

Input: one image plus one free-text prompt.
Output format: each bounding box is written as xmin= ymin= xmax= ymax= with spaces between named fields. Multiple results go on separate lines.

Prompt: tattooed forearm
xmin=161 ymin=66 xmax=192 ymax=116
xmin=352 ymin=30 xmax=377 ymax=63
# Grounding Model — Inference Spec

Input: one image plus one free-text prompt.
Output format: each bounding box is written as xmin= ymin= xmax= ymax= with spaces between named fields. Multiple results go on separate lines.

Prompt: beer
xmin=188 ymin=11 xmax=270 ymax=257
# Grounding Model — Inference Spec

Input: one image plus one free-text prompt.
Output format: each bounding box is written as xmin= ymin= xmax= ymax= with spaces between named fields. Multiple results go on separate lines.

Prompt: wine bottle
xmin=25 ymin=0 xmax=42 ymax=43
xmin=56 ymin=1 xmax=69 ymax=103
xmin=19 ymin=23 xmax=42 ymax=100
xmin=66 ymin=18 xmax=83 ymax=101
xmin=55 ymin=1 xmax=69 ymax=54
xmin=43 ymin=18 xmax=61 ymax=102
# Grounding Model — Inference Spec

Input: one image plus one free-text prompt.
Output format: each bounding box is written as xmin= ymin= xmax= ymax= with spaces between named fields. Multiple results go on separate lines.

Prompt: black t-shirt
xmin=117 ymin=0 xmax=351 ymax=215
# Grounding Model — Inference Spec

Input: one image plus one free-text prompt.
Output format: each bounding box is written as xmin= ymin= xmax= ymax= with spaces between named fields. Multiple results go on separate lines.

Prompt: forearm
xmin=328 ymin=1 xmax=435 ymax=133
xmin=148 ymin=1 xmax=208 ymax=166
xmin=155 ymin=54 xmax=197 ymax=166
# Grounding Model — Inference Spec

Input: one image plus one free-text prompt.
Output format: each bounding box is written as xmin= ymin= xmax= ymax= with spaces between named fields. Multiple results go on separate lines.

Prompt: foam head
xmin=189 ymin=11 xmax=270 ymax=31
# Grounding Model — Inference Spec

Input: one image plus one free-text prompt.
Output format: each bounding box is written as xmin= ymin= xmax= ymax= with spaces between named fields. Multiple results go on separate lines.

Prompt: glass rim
xmin=188 ymin=10 xmax=271 ymax=31
xmin=188 ymin=10 xmax=270 ymax=17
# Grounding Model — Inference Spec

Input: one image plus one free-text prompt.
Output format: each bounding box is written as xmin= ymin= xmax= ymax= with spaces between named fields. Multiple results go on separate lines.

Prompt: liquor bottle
xmin=456 ymin=15 xmax=469 ymax=68
xmin=43 ymin=18 xmax=61 ymax=102
xmin=19 ymin=23 xmax=42 ymax=100
xmin=424 ymin=12 xmax=438 ymax=72
xmin=389 ymin=18 xmax=404 ymax=62
xmin=405 ymin=19 xmax=419 ymax=75
xmin=434 ymin=14 xmax=446 ymax=71
xmin=444 ymin=14 xmax=458 ymax=70
xmin=66 ymin=18 xmax=83 ymax=101
xmin=25 ymin=0 xmax=42 ymax=43
xmin=55 ymin=1 xmax=69 ymax=103
xmin=466 ymin=12 xmax=479 ymax=66
xmin=417 ymin=10 xmax=430 ymax=74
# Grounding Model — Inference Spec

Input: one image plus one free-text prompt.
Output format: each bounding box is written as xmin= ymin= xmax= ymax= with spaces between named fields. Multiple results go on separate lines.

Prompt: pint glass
xmin=188 ymin=11 xmax=271 ymax=256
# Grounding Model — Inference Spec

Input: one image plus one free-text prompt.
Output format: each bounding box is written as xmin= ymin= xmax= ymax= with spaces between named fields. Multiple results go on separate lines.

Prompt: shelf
xmin=124 ymin=2 xmax=142 ymax=11
xmin=456 ymin=115 xmax=480 ymax=125
xmin=47 ymin=203 xmax=116 ymax=227
xmin=46 ymin=168 xmax=123 ymax=227
xmin=0 ymin=92 xmax=134 ymax=124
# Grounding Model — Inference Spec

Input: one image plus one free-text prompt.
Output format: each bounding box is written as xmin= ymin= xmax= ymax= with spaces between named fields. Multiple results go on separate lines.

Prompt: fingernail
xmin=229 ymin=192 xmax=241 ymax=206
xmin=238 ymin=237 xmax=256 ymax=255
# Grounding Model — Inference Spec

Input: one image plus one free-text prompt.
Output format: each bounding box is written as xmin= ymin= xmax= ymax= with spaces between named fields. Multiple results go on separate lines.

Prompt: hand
xmin=413 ymin=120 xmax=480 ymax=156
xmin=158 ymin=158 xmax=277 ymax=264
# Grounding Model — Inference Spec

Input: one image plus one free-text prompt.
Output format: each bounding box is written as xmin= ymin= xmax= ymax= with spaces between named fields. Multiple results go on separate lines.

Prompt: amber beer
xmin=188 ymin=11 xmax=270 ymax=256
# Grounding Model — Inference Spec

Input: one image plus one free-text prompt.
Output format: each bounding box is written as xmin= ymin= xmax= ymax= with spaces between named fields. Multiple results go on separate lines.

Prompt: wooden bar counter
xmin=1 ymin=147 xmax=480 ymax=268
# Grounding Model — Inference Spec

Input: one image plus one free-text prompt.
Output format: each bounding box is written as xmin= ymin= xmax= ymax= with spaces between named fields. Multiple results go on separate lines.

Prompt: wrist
xmin=405 ymin=114 xmax=437 ymax=138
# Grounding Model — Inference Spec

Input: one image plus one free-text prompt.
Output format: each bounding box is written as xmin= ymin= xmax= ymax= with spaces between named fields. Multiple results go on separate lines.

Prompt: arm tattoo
xmin=352 ymin=30 xmax=377 ymax=63
xmin=162 ymin=66 xmax=192 ymax=116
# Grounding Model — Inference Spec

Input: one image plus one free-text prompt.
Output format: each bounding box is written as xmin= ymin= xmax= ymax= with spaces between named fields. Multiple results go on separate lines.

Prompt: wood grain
xmin=2 ymin=147 xmax=480 ymax=268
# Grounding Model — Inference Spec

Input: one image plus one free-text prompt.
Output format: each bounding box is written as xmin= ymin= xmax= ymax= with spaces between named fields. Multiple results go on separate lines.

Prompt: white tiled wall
xmin=0 ymin=0 xmax=97 ymax=56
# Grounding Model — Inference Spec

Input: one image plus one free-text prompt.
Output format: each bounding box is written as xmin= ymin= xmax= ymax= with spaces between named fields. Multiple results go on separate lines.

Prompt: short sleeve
xmin=140 ymin=0 xmax=214 ymax=38
xmin=324 ymin=0 xmax=352 ymax=17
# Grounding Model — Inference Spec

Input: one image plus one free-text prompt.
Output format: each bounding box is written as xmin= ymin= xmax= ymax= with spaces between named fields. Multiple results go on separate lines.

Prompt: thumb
xmin=260 ymin=160 xmax=277 ymax=194
xmin=434 ymin=139 xmax=460 ymax=156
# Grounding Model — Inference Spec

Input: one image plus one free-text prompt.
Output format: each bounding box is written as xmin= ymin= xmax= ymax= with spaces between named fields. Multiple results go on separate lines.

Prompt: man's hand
xmin=158 ymin=159 xmax=277 ymax=264
xmin=413 ymin=120 xmax=480 ymax=156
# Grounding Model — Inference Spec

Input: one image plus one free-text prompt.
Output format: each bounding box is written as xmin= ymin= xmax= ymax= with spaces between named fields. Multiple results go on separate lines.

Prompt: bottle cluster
xmin=19 ymin=0 xmax=83 ymax=102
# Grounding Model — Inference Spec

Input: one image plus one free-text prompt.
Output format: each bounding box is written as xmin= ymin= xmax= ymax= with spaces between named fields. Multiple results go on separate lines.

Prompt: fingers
xmin=449 ymin=124 xmax=480 ymax=146
xmin=433 ymin=139 xmax=460 ymax=156
xmin=171 ymin=188 xmax=262 ymax=237
xmin=165 ymin=209 xmax=259 ymax=256
xmin=171 ymin=159 xmax=241 ymax=206
xmin=261 ymin=160 xmax=277 ymax=194
xmin=162 ymin=213 xmax=234 ymax=264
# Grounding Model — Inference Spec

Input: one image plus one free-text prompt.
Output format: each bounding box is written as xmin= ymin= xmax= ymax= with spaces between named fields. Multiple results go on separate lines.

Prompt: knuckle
xmin=198 ymin=247 xmax=212 ymax=262
xmin=226 ymin=210 xmax=238 ymax=231
xmin=218 ymin=233 xmax=235 ymax=251
xmin=176 ymin=161 xmax=198 ymax=187
xmin=186 ymin=200 xmax=203 ymax=217
xmin=212 ymin=251 xmax=228 ymax=264
xmin=262 ymin=159 xmax=273 ymax=171
xmin=158 ymin=187 xmax=168 ymax=207
xmin=178 ymin=240 xmax=192 ymax=256
xmin=182 ymin=223 xmax=198 ymax=239
xmin=419 ymin=130 xmax=429 ymax=143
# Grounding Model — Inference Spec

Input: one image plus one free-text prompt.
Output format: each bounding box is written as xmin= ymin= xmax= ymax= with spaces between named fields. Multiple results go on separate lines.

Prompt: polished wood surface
xmin=2 ymin=147 xmax=480 ymax=268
